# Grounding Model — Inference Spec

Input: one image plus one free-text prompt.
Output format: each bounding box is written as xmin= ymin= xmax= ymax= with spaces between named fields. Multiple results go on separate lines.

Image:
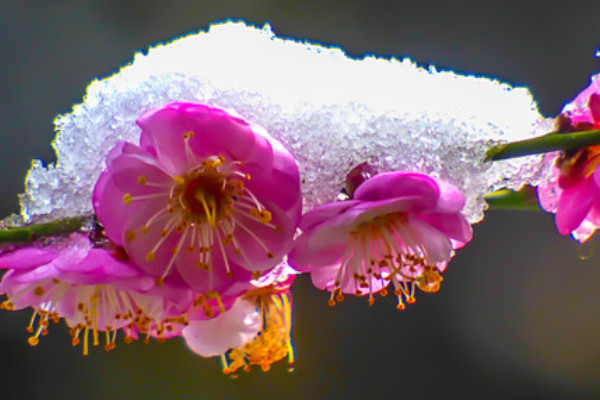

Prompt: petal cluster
xmin=537 ymin=73 xmax=600 ymax=242
xmin=1 ymin=102 xmax=301 ymax=374
xmin=0 ymin=233 xmax=192 ymax=353
xmin=289 ymin=172 xmax=472 ymax=308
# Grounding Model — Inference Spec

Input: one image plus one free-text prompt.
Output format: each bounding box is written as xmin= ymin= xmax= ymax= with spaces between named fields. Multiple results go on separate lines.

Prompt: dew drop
xmin=576 ymin=238 xmax=595 ymax=260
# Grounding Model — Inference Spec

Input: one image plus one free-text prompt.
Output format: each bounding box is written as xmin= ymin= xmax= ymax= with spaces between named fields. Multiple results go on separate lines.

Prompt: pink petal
xmin=589 ymin=93 xmax=600 ymax=125
xmin=353 ymin=171 xmax=440 ymax=210
xmin=0 ymin=247 xmax=56 ymax=270
xmin=54 ymin=249 xmax=141 ymax=284
xmin=351 ymin=196 xmax=440 ymax=223
xmin=556 ymin=178 xmax=595 ymax=235
xmin=288 ymin=224 xmax=350 ymax=272
xmin=137 ymin=103 xmax=275 ymax=177
xmin=106 ymin=147 xmax=172 ymax=196
xmin=93 ymin=171 xmax=137 ymax=246
xmin=175 ymin=244 xmax=253 ymax=295
xmin=415 ymin=212 xmax=473 ymax=246
xmin=137 ymin=104 xmax=202 ymax=174
xmin=405 ymin=216 xmax=453 ymax=264
xmin=434 ymin=178 xmax=466 ymax=212
xmin=122 ymin=200 xmax=180 ymax=276
xmin=188 ymin=113 xmax=274 ymax=180
xmin=225 ymin=202 xmax=295 ymax=272
xmin=245 ymin=166 xmax=302 ymax=224
xmin=299 ymin=200 xmax=361 ymax=232
xmin=182 ymin=298 xmax=260 ymax=357
xmin=309 ymin=262 xmax=343 ymax=291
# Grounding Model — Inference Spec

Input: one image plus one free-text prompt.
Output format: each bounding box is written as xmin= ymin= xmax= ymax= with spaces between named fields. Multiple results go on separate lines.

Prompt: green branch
xmin=484 ymin=186 xmax=540 ymax=211
xmin=0 ymin=216 xmax=88 ymax=245
xmin=485 ymin=129 xmax=600 ymax=161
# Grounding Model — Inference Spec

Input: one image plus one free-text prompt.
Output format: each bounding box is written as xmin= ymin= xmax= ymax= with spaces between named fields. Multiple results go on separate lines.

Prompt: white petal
xmin=181 ymin=298 xmax=261 ymax=357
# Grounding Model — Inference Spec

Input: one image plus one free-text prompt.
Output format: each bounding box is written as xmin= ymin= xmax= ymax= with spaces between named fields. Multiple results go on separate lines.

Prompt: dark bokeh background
xmin=1 ymin=1 xmax=600 ymax=399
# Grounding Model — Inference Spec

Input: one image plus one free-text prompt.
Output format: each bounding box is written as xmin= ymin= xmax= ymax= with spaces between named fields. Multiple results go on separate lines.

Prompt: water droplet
xmin=577 ymin=238 xmax=595 ymax=260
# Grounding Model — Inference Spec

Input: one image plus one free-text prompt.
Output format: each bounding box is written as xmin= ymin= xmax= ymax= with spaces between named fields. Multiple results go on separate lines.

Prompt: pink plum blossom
xmin=183 ymin=267 xmax=295 ymax=375
xmin=0 ymin=233 xmax=193 ymax=353
xmin=537 ymin=73 xmax=600 ymax=242
xmin=93 ymin=103 xmax=301 ymax=295
xmin=289 ymin=172 xmax=472 ymax=309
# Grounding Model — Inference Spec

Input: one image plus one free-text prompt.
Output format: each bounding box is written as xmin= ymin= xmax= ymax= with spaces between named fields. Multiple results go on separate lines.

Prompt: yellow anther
xmin=173 ymin=175 xmax=185 ymax=185
xmin=225 ymin=290 xmax=294 ymax=374
xmin=137 ymin=175 xmax=147 ymax=185
xmin=251 ymin=271 xmax=261 ymax=280
xmin=155 ymin=277 xmax=164 ymax=287
xmin=368 ymin=295 xmax=375 ymax=307
xmin=33 ymin=286 xmax=45 ymax=297
xmin=28 ymin=337 xmax=39 ymax=346
xmin=123 ymin=193 xmax=133 ymax=205
xmin=125 ymin=230 xmax=137 ymax=242
xmin=259 ymin=210 xmax=272 ymax=224
xmin=196 ymin=261 xmax=209 ymax=270
xmin=145 ymin=252 xmax=156 ymax=262
xmin=182 ymin=131 xmax=194 ymax=139
xmin=141 ymin=226 xmax=149 ymax=234
xmin=417 ymin=269 xmax=443 ymax=293
xmin=206 ymin=290 xmax=226 ymax=313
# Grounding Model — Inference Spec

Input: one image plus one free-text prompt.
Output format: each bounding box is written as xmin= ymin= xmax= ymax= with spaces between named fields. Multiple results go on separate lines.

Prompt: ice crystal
xmin=20 ymin=21 xmax=550 ymax=224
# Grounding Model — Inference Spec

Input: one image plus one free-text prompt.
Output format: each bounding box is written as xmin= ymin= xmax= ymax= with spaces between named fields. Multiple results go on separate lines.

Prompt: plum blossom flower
xmin=537 ymin=73 xmax=600 ymax=242
xmin=93 ymin=103 xmax=302 ymax=294
xmin=0 ymin=233 xmax=193 ymax=354
xmin=182 ymin=263 xmax=295 ymax=375
xmin=289 ymin=172 xmax=472 ymax=309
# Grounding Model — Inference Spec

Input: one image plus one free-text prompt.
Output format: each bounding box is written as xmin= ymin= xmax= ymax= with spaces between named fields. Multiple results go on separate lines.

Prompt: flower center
xmin=174 ymin=157 xmax=234 ymax=226
xmin=123 ymin=144 xmax=282 ymax=285
xmin=327 ymin=212 xmax=445 ymax=310
xmin=557 ymin=144 xmax=600 ymax=186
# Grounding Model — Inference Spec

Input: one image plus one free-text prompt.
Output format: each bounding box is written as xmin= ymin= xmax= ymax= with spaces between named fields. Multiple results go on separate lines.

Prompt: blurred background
xmin=1 ymin=1 xmax=600 ymax=399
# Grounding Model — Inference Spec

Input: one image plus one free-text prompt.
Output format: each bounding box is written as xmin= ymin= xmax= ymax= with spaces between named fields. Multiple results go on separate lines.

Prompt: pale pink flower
xmin=537 ymin=73 xmax=600 ymax=242
xmin=182 ymin=271 xmax=295 ymax=375
xmin=0 ymin=233 xmax=193 ymax=353
xmin=93 ymin=103 xmax=302 ymax=294
xmin=289 ymin=172 xmax=472 ymax=309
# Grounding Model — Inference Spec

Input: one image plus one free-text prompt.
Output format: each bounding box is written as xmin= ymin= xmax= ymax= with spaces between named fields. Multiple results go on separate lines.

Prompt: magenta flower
xmin=0 ymin=233 xmax=193 ymax=354
xmin=288 ymin=172 xmax=472 ymax=309
xmin=93 ymin=103 xmax=302 ymax=294
xmin=537 ymin=73 xmax=600 ymax=242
